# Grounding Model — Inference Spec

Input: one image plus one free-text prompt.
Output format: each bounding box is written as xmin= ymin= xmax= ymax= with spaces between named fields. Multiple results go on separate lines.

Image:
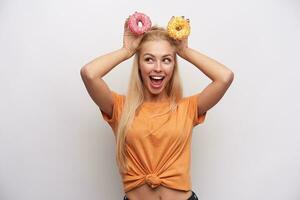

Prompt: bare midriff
xmin=125 ymin=184 xmax=192 ymax=200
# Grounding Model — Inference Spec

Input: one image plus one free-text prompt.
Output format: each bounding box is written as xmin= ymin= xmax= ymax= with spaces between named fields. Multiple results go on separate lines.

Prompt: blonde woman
xmin=80 ymin=17 xmax=234 ymax=200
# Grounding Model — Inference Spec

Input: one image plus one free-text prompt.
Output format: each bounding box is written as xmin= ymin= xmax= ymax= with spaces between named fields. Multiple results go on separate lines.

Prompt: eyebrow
xmin=143 ymin=53 xmax=173 ymax=58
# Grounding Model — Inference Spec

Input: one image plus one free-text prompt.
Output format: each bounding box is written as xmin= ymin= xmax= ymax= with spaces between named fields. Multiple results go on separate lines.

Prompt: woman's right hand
xmin=122 ymin=17 xmax=144 ymax=58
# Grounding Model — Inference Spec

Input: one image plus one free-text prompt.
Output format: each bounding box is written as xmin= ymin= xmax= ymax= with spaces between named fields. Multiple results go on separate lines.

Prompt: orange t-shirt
xmin=100 ymin=91 xmax=207 ymax=193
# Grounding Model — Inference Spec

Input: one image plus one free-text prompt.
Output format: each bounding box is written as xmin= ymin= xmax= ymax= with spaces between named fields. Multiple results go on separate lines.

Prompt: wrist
xmin=121 ymin=47 xmax=135 ymax=58
xmin=177 ymin=47 xmax=189 ymax=59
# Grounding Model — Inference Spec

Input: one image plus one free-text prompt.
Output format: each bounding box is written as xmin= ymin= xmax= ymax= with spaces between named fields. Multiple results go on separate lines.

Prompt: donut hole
xmin=176 ymin=26 xmax=182 ymax=31
xmin=138 ymin=21 xmax=143 ymax=28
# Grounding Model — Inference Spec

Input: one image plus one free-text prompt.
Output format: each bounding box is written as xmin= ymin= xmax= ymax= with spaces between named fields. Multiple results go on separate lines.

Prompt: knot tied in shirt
xmin=145 ymin=174 xmax=162 ymax=188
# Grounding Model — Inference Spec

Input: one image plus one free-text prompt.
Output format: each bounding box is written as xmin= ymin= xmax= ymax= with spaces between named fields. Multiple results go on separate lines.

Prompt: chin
xmin=149 ymin=90 xmax=163 ymax=95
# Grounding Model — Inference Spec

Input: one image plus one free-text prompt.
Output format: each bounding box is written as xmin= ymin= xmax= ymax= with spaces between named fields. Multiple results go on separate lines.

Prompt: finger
xmin=124 ymin=22 xmax=129 ymax=30
xmin=124 ymin=16 xmax=130 ymax=28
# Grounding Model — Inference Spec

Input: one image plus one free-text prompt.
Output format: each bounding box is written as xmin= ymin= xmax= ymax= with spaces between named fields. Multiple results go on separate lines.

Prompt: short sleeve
xmin=187 ymin=94 xmax=207 ymax=126
xmin=99 ymin=91 xmax=125 ymax=132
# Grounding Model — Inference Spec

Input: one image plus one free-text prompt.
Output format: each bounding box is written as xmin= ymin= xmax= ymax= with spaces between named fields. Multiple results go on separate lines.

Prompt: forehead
xmin=140 ymin=40 xmax=175 ymax=57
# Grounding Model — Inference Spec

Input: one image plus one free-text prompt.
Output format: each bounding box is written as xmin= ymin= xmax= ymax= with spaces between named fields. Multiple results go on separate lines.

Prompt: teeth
xmin=150 ymin=76 xmax=164 ymax=80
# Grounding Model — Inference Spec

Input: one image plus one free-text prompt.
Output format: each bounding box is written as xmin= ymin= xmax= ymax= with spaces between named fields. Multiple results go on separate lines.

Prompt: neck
xmin=143 ymin=92 xmax=169 ymax=102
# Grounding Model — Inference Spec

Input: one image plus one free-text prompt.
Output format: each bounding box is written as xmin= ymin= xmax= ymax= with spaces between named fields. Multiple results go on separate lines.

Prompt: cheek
xmin=139 ymin=68 xmax=150 ymax=82
xmin=142 ymin=63 xmax=154 ymax=71
xmin=139 ymin=63 xmax=153 ymax=77
xmin=164 ymin=64 xmax=174 ymax=75
xmin=166 ymin=67 xmax=175 ymax=83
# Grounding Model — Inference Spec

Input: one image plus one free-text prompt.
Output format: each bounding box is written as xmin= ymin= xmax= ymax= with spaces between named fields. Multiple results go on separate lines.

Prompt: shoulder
xmin=111 ymin=91 xmax=126 ymax=104
xmin=178 ymin=94 xmax=198 ymax=105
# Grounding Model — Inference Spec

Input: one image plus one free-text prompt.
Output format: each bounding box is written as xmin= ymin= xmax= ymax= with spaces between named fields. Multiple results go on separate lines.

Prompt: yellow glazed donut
xmin=167 ymin=16 xmax=190 ymax=40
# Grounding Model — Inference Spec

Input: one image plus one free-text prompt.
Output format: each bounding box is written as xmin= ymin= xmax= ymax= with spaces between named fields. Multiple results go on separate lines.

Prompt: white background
xmin=1 ymin=0 xmax=299 ymax=199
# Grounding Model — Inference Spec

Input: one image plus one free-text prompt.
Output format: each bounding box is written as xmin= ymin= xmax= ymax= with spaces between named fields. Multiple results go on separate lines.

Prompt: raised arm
xmin=80 ymin=17 xmax=143 ymax=118
xmin=80 ymin=48 xmax=130 ymax=116
xmin=176 ymin=38 xmax=234 ymax=116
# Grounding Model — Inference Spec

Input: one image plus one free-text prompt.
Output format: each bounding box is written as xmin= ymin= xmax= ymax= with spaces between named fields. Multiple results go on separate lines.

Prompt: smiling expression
xmin=138 ymin=40 xmax=176 ymax=100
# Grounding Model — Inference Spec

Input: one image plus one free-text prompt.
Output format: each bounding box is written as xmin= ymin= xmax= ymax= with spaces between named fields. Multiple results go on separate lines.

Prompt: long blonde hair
xmin=116 ymin=26 xmax=183 ymax=173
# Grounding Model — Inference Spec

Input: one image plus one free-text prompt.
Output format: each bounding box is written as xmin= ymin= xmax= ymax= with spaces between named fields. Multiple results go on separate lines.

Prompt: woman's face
xmin=139 ymin=40 xmax=176 ymax=99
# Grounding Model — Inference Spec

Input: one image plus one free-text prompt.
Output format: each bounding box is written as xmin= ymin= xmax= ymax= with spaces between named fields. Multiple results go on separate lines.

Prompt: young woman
xmin=80 ymin=17 xmax=234 ymax=200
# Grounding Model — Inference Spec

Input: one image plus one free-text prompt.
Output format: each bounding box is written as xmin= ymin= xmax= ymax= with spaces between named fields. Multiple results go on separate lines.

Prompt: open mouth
xmin=149 ymin=75 xmax=165 ymax=88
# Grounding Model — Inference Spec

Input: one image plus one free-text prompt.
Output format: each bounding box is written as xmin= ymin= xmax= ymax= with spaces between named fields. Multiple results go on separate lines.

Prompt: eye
xmin=145 ymin=57 xmax=153 ymax=62
xmin=163 ymin=58 xmax=171 ymax=63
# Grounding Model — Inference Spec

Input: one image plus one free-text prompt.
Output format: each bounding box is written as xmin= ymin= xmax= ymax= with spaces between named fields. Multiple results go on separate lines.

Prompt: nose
xmin=153 ymin=61 xmax=162 ymax=72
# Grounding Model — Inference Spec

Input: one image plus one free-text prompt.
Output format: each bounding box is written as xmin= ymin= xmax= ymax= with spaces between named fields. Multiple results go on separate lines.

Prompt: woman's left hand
xmin=174 ymin=37 xmax=189 ymax=58
xmin=173 ymin=17 xmax=190 ymax=58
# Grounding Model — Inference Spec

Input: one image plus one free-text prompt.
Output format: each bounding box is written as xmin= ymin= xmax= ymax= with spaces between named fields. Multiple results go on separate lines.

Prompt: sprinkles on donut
xmin=167 ymin=16 xmax=191 ymax=40
xmin=128 ymin=12 xmax=152 ymax=35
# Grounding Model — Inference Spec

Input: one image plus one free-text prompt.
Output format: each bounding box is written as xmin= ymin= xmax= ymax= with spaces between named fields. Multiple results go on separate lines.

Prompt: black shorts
xmin=123 ymin=190 xmax=198 ymax=200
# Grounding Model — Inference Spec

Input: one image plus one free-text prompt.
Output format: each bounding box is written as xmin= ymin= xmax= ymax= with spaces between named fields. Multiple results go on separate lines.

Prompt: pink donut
xmin=128 ymin=12 xmax=152 ymax=35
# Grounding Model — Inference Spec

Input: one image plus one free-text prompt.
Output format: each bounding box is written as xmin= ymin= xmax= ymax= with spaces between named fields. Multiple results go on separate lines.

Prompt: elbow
xmin=80 ymin=66 xmax=88 ymax=79
xmin=80 ymin=66 xmax=93 ymax=80
xmin=228 ymin=70 xmax=234 ymax=83
xmin=221 ymin=70 xmax=234 ymax=84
